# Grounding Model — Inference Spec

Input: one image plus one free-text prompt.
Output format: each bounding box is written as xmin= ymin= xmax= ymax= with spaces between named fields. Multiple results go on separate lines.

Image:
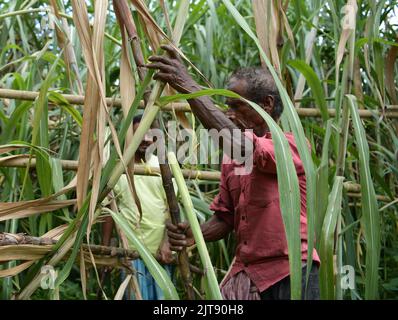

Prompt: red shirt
xmin=210 ymin=132 xmax=320 ymax=293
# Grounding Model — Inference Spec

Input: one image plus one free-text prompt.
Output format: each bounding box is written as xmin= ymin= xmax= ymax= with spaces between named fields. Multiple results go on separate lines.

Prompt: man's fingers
xmin=167 ymin=230 xmax=186 ymax=240
xmin=161 ymin=44 xmax=179 ymax=59
xmin=177 ymin=221 xmax=189 ymax=229
xmin=145 ymin=62 xmax=174 ymax=73
xmin=148 ymin=55 xmax=173 ymax=65
xmin=166 ymin=221 xmax=190 ymax=251
xmin=153 ymin=72 xmax=172 ymax=82
xmin=177 ymin=222 xmax=190 ymax=232
xmin=166 ymin=221 xmax=179 ymax=232
xmin=167 ymin=221 xmax=189 ymax=228
xmin=168 ymin=238 xmax=188 ymax=247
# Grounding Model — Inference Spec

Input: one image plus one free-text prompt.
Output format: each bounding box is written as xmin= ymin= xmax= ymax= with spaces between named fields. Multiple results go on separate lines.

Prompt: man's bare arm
xmin=146 ymin=45 xmax=251 ymax=154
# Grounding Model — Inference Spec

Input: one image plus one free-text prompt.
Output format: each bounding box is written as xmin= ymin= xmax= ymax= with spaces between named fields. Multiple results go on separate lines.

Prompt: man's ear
xmin=262 ymin=95 xmax=275 ymax=115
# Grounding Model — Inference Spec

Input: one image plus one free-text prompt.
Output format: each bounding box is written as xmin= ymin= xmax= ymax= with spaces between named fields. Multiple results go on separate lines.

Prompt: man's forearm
xmin=187 ymin=93 xmax=237 ymax=133
xmin=146 ymin=46 xmax=252 ymax=158
xmin=199 ymin=214 xmax=232 ymax=242
xmin=187 ymin=94 xmax=252 ymax=157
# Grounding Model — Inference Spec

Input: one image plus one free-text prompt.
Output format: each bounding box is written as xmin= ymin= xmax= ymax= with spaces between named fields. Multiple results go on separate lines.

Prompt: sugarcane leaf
xmin=288 ymin=59 xmax=329 ymax=122
xmin=315 ymin=120 xmax=333 ymax=248
xmin=347 ymin=94 xmax=380 ymax=299
xmin=319 ymin=176 xmax=344 ymax=299
xmin=48 ymin=91 xmax=82 ymax=126
xmin=168 ymin=151 xmax=222 ymax=300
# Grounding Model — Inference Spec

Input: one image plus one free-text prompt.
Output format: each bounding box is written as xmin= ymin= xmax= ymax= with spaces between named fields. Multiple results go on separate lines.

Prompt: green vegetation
xmin=0 ymin=0 xmax=397 ymax=300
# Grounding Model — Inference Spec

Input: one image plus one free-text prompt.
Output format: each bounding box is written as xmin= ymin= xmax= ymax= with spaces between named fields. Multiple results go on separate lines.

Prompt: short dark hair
xmin=133 ymin=114 xmax=143 ymax=125
xmin=228 ymin=67 xmax=283 ymax=120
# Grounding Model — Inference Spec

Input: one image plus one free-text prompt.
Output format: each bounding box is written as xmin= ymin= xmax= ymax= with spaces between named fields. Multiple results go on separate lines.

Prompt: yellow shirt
xmin=113 ymin=155 xmax=174 ymax=255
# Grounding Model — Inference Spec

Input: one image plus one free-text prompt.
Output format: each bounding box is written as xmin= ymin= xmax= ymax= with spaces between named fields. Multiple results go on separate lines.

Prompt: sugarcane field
xmin=0 ymin=0 xmax=398 ymax=305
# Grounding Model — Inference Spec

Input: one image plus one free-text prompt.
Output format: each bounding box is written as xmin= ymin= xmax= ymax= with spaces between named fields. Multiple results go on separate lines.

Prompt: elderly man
xmin=146 ymin=45 xmax=320 ymax=300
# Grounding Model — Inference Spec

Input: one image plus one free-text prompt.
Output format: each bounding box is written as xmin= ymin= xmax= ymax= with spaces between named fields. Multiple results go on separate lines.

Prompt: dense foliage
xmin=0 ymin=0 xmax=397 ymax=300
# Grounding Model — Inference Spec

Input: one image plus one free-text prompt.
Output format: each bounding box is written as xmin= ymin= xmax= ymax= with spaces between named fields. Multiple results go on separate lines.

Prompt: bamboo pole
xmin=1 ymin=88 xmax=398 ymax=118
xmin=0 ymin=156 xmax=221 ymax=180
xmin=346 ymin=193 xmax=391 ymax=203
xmin=0 ymin=88 xmax=189 ymax=112
xmin=0 ymin=156 xmax=395 ymax=200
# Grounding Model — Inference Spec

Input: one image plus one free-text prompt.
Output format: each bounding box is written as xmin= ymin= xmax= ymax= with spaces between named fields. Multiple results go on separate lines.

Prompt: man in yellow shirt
xmin=102 ymin=115 xmax=174 ymax=299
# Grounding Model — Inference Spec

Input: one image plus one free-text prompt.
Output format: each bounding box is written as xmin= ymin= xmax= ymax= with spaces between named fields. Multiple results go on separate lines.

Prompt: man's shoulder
xmin=283 ymin=132 xmax=311 ymax=150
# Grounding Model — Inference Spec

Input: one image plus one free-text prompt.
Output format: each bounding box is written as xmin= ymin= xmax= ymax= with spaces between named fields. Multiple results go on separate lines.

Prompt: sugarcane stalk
xmin=158 ymin=159 xmax=196 ymax=299
xmin=113 ymin=0 xmax=195 ymax=299
xmin=113 ymin=0 xmax=147 ymax=81
xmin=0 ymin=8 xmax=47 ymax=19
xmin=152 ymin=114 xmax=195 ymax=299
xmin=100 ymin=0 xmax=190 ymax=197
xmin=168 ymin=152 xmax=222 ymax=300
xmin=49 ymin=0 xmax=84 ymax=95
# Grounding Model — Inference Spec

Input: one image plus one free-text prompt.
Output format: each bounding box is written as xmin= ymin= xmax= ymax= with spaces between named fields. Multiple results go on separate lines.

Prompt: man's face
xmin=225 ymin=78 xmax=273 ymax=136
xmin=133 ymin=122 xmax=154 ymax=158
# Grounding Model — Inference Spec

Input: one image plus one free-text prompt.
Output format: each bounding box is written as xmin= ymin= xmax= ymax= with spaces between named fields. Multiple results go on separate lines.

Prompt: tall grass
xmin=0 ymin=0 xmax=397 ymax=300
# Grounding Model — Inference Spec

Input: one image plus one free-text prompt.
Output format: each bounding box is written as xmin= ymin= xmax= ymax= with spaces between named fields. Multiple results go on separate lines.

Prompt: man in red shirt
xmin=146 ymin=45 xmax=320 ymax=300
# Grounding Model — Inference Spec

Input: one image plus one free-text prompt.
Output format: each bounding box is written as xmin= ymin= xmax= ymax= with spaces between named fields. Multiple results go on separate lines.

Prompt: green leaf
xmin=347 ymin=94 xmax=380 ymax=300
xmin=319 ymin=176 xmax=344 ymax=300
xmin=169 ymin=152 xmax=222 ymax=300
xmin=288 ymin=59 xmax=329 ymax=122
xmin=315 ymin=120 xmax=333 ymax=248
xmin=50 ymin=158 xmax=70 ymax=220
xmin=48 ymin=92 xmax=82 ymax=127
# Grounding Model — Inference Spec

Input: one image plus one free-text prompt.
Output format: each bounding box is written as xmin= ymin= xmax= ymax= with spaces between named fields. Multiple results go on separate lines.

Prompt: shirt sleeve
xmin=245 ymin=132 xmax=306 ymax=175
xmin=209 ymin=162 xmax=235 ymax=227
